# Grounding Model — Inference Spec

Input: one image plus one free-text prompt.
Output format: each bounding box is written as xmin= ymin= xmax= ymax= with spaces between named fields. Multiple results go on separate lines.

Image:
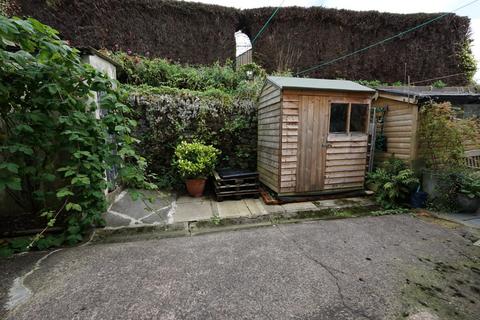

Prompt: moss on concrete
xmin=399 ymin=258 xmax=480 ymax=319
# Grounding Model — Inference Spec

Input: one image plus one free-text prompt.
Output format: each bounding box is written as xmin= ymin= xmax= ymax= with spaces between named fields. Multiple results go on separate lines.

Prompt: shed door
xmin=296 ymin=96 xmax=329 ymax=192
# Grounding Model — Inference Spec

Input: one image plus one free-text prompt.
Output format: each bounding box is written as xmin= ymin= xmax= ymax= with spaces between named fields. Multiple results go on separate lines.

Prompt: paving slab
xmin=313 ymin=197 xmax=376 ymax=209
xmin=176 ymin=195 xmax=214 ymax=204
xmin=244 ymin=199 xmax=269 ymax=216
xmin=435 ymin=212 xmax=480 ymax=230
xmin=215 ymin=200 xmax=251 ymax=218
xmin=263 ymin=203 xmax=285 ymax=214
xmin=174 ymin=200 xmax=213 ymax=222
xmin=104 ymin=189 xmax=174 ymax=228
xmin=462 ymin=218 xmax=480 ymax=228
xmin=281 ymin=202 xmax=318 ymax=213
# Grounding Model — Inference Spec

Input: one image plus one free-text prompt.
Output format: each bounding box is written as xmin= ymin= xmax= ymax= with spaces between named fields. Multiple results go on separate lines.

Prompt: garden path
xmin=102 ymin=189 xmax=377 ymax=230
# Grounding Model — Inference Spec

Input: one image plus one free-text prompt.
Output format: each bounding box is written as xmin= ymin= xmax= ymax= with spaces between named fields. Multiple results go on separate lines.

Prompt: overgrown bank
xmin=107 ymin=52 xmax=266 ymax=188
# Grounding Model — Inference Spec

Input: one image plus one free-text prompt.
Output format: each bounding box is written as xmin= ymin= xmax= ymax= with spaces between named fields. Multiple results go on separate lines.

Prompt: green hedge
xmin=129 ymin=85 xmax=258 ymax=188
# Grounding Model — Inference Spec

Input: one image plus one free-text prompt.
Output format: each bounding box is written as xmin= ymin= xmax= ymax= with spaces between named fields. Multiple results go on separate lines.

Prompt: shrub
xmin=367 ymin=157 xmax=419 ymax=209
xmin=130 ymin=87 xmax=257 ymax=188
xmin=0 ymin=16 xmax=152 ymax=251
xmin=173 ymin=142 xmax=220 ymax=179
xmin=107 ymin=51 xmax=266 ymax=98
xmin=458 ymin=171 xmax=480 ymax=199
xmin=418 ymin=102 xmax=479 ymax=170
xmin=426 ymin=169 xmax=469 ymax=211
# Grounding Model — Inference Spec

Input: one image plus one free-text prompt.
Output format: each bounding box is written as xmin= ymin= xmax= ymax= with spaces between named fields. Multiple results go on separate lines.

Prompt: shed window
xmin=329 ymin=103 xmax=349 ymax=132
xmin=329 ymin=103 xmax=369 ymax=133
xmin=350 ymin=104 xmax=369 ymax=132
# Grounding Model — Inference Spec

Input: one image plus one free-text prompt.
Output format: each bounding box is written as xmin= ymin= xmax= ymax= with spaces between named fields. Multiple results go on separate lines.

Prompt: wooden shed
xmin=257 ymin=76 xmax=376 ymax=196
xmin=373 ymin=86 xmax=480 ymax=168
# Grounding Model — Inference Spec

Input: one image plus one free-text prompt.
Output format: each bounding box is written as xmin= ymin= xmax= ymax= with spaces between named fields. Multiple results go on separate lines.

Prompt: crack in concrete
xmin=107 ymin=209 xmax=143 ymax=226
xmin=6 ymin=249 xmax=62 ymax=312
xmin=138 ymin=204 xmax=171 ymax=222
xmin=272 ymin=222 xmax=374 ymax=320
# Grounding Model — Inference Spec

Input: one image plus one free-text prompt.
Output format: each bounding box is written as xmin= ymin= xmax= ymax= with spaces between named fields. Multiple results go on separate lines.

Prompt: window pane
xmin=329 ymin=103 xmax=348 ymax=133
xmin=350 ymin=104 xmax=368 ymax=132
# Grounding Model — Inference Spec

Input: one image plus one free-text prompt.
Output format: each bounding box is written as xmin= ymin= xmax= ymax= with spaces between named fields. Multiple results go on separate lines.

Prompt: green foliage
xmin=458 ymin=171 xmax=480 ymax=199
xmin=130 ymin=85 xmax=257 ymax=188
xmin=210 ymin=215 xmax=222 ymax=225
xmin=426 ymin=169 xmax=466 ymax=211
xmin=428 ymin=170 xmax=480 ymax=212
xmin=458 ymin=40 xmax=477 ymax=82
xmin=109 ymin=52 xmax=264 ymax=187
xmin=418 ymin=102 xmax=479 ymax=170
xmin=356 ymin=80 xmax=403 ymax=88
xmin=367 ymin=157 xmax=419 ymax=209
xmin=105 ymin=51 xmax=266 ymax=99
xmin=173 ymin=141 xmax=220 ymax=179
xmin=0 ymin=16 xmax=153 ymax=251
xmin=432 ymin=80 xmax=447 ymax=88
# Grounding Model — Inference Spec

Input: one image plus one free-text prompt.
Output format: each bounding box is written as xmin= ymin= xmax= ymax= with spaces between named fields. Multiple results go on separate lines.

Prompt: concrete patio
xmin=2 ymin=215 xmax=480 ymax=320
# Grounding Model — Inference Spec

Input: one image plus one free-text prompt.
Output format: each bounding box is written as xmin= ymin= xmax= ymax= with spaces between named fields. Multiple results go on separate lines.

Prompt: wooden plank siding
xmin=258 ymin=80 xmax=374 ymax=196
xmin=294 ymin=96 xmax=329 ymax=193
xmin=372 ymin=97 xmax=418 ymax=164
xmin=257 ymin=82 xmax=282 ymax=192
xmin=279 ymin=94 xmax=300 ymax=193
xmin=278 ymin=90 xmax=372 ymax=195
xmin=324 ymin=134 xmax=368 ymax=190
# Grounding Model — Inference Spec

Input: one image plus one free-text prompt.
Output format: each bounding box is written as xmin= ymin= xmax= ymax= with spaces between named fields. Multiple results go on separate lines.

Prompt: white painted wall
xmin=82 ymin=54 xmax=117 ymax=81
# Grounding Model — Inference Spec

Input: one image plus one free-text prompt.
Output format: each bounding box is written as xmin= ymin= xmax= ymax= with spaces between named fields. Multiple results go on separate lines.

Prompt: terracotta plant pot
xmin=185 ymin=178 xmax=206 ymax=197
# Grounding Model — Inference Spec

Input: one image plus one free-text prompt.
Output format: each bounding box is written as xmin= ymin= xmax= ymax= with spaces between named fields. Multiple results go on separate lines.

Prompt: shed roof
xmin=78 ymin=47 xmax=122 ymax=69
xmin=377 ymin=86 xmax=480 ymax=104
xmin=378 ymin=86 xmax=480 ymax=98
xmin=267 ymin=76 xmax=375 ymax=93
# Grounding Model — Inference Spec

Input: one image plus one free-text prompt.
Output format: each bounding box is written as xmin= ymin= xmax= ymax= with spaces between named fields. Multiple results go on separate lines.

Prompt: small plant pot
xmin=185 ymin=178 xmax=206 ymax=197
xmin=456 ymin=194 xmax=480 ymax=213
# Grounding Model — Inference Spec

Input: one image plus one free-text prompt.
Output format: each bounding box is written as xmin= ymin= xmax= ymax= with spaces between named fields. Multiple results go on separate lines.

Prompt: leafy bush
xmin=425 ymin=169 xmax=480 ymax=211
xmin=173 ymin=142 xmax=220 ymax=179
xmin=130 ymin=87 xmax=257 ymax=188
xmin=418 ymin=102 xmax=479 ymax=170
xmin=106 ymin=51 xmax=266 ymax=99
xmin=367 ymin=157 xmax=419 ymax=209
xmin=0 ymin=16 xmax=152 ymax=250
xmin=458 ymin=171 xmax=480 ymax=199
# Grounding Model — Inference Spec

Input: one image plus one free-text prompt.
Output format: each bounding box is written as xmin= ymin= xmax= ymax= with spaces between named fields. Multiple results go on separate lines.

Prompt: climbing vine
xmin=0 ymin=16 xmax=154 ymax=253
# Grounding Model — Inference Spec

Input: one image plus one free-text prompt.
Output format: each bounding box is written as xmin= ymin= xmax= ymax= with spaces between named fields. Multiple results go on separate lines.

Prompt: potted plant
xmin=173 ymin=141 xmax=220 ymax=197
xmin=457 ymin=173 xmax=480 ymax=213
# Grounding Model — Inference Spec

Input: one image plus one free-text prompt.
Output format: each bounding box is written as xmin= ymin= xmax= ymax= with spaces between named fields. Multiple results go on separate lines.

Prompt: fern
xmin=367 ymin=157 xmax=419 ymax=209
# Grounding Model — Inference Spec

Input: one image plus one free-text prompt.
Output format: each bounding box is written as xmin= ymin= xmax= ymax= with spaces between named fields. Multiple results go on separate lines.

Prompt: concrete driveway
xmin=1 ymin=215 xmax=479 ymax=320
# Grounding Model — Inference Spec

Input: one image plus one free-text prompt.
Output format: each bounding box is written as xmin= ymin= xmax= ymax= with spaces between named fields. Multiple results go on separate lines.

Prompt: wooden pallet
xmin=213 ymin=170 xmax=260 ymax=201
